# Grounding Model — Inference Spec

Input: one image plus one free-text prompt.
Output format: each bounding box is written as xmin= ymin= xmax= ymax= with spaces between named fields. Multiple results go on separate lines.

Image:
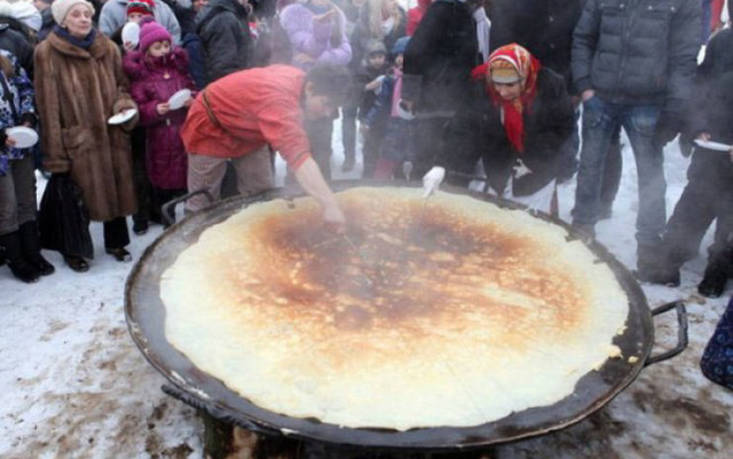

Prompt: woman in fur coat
xmin=34 ymin=0 xmax=138 ymax=271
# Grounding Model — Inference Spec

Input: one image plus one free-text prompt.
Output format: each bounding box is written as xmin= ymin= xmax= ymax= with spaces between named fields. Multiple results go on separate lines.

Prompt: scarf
xmin=471 ymin=43 xmax=541 ymax=153
xmin=473 ymin=7 xmax=491 ymax=63
xmin=54 ymin=25 xmax=97 ymax=50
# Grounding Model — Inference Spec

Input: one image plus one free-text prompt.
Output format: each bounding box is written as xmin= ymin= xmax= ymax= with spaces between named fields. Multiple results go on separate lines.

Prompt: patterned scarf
xmin=471 ymin=43 xmax=541 ymax=153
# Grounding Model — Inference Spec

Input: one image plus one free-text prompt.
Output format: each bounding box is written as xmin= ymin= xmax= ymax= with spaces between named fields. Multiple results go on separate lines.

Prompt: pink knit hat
xmin=139 ymin=21 xmax=171 ymax=53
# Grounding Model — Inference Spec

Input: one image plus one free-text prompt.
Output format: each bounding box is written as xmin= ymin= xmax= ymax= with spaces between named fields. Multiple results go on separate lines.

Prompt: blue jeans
xmin=574 ymin=97 xmax=666 ymax=246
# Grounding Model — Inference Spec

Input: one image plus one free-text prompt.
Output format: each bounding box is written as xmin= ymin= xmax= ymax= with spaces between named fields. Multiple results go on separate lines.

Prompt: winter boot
xmin=636 ymin=243 xmax=681 ymax=286
xmin=698 ymin=254 xmax=730 ymax=298
xmin=18 ymin=221 xmax=54 ymax=276
xmin=0 ymin=231 xmax=40 ymax=283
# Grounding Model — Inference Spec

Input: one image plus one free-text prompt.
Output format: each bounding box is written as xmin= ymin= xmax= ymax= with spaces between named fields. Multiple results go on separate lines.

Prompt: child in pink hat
xmin=123 ymin=22 xmax=196 ymax=227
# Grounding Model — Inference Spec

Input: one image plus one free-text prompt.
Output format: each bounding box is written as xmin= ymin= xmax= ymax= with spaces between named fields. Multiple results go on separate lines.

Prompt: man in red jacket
xmin=181 ymin=64 xmax=351 ymax=225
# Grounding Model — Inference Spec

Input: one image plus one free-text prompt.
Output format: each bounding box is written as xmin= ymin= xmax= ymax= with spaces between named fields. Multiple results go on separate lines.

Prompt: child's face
xmin=394 ymin=54 xmax=404 ymax=70
xmin=147 ymin=40 xmax=171 ymax=58
xmin=368 ymin=53 xmax=386 ymax=70
xmin=127 ymin=12 xmax=150 ymax=24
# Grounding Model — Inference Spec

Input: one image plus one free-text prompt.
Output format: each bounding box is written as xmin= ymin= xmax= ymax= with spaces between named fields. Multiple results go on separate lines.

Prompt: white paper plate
xmin=108 ymin=108 xmax=138 ymax=125
xmin=6 ymin=126 xmax=39 ymax=149
xmin=121 ymin=22 xmax=140 ymax=48
xmin=168 ymin=88 xmax=192 ymax=110
xmin=694 ymin=139 xmax=733 ymax=152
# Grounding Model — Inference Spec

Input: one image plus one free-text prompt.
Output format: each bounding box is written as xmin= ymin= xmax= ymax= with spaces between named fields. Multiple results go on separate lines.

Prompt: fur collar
xmin=47 ymin=30 xmax=110 ymax=60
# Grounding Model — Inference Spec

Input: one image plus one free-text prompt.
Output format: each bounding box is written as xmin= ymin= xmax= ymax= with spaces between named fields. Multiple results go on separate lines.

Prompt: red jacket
xmin=181 ymin=65 xmax=311 ymax=169
xmin=407 ymin=0 xmax=432 ymax=36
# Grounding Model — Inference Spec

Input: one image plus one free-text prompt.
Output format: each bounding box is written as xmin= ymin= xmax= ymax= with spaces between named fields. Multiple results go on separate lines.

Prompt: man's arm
xmin=293 ymin=158 xmax=345 ymax=226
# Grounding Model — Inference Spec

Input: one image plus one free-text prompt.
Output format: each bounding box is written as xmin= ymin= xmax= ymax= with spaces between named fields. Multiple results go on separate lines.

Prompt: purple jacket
xmin=279 ymin=3 xmax=352 ymax=70
xmin=123 ymin=48 xmax=196 ymax=190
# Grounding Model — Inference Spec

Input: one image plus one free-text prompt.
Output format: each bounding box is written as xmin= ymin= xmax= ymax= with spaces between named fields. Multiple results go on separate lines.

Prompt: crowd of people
xmin=0 ymin=0 xmax=730 ymax=309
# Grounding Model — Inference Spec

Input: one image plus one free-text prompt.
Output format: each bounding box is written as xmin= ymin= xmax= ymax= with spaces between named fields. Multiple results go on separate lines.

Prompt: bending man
xmin=181 ymin=64 xmax=350 ymax=225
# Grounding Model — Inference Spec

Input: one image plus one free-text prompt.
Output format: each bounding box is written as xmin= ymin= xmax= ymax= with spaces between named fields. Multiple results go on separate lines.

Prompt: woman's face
xmin=147 ymin=40 xmax=171 ymax=58
xmin=493 ymin=81 xmax=523 ymax=101
xmin=63 ymin=4 xmax=93 ymax=38
xmin=382 ymin=0 xmax=397 ymax=15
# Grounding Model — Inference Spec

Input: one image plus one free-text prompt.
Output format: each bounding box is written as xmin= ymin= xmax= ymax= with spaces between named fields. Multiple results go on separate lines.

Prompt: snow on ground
xmin=1 ymin=120 xmax=731 ymax=458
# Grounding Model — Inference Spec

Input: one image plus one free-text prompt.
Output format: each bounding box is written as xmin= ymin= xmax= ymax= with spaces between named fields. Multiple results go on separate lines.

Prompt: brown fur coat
xmin=34 ymin=31 xmax=138 ymax=222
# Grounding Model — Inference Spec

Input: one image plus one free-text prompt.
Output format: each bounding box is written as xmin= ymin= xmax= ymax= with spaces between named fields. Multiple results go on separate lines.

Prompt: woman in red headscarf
xmin=424 ymin=43 xmax=575 ymax=215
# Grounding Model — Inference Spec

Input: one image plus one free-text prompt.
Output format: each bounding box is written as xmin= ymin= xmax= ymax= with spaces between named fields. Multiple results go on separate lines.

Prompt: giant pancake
xmin=160 ymin=187 xmax=629 ymax=430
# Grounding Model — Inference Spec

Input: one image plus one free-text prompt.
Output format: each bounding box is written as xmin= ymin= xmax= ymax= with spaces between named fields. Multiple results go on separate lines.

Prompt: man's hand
xmin=293 ymin=157 xmax=347 ymax=227
xmin=653 ymin=111 xmax=682 ymax=149
xmin=422 ymin=166 xmax=445 ymax=198
xmin=323 ymin=200 xmax=346 ymax=232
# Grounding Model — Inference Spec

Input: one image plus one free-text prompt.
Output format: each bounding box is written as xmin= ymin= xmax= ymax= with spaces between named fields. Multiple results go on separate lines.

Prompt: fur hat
xmin=139 ymin=21 xmax=171 ymax=53
xmin=127 ymin=0 xmax=155 ymax=17
xmin=51 ymin=0 xmax=95 ymax=25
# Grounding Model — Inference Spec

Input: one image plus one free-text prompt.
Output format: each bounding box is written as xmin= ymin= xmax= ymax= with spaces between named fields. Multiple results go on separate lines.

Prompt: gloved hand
xmin=422 ymin=166 xmax=445 ymax=198
xmin=653 ymin=111 xmax=683 ymax=149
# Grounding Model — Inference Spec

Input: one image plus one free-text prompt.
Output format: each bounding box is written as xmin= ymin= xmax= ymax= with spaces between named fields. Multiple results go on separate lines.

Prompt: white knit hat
xmin=51 ymin=0 xmax=95 ymax=25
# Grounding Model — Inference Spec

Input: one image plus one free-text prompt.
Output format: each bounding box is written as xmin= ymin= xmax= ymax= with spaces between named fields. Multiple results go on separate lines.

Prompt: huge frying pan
xmin=124 ymin=180 xmax=687 ymax=451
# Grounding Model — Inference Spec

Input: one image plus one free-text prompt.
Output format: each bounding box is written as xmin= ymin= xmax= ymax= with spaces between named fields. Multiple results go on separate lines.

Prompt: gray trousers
xmin=0 ymin=154 xmax=37 ymax=236
xmin=186 ymin=147 xmax=273 ymax=213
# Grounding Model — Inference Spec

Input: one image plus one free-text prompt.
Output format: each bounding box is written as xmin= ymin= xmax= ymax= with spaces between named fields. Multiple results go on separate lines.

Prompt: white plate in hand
xmin=6 ymin=126 xmax=38 ymax=149
xmin=121 ymin=22 xmax=140 ymax=48
xmin=694 ymin=139 xmax=733 ymax=152
xmin=168 ymin=89 xmax=192 ymax=110
xmin=108 ymin=108 xmax=137 ymax=125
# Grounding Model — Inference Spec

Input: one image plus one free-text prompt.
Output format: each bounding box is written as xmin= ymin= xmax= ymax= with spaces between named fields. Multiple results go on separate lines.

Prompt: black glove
xmin=653 ymin=111 xmax=683 ymax=149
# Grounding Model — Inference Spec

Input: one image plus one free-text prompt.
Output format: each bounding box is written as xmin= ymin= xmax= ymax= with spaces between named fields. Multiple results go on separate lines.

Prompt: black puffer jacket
xmin=0 ymin=24 xmax=33 ymax=78
xmin=439 ymin=68 xmax=575 ymax=195
xmin=572 ymin=0 xmax=700 ymax=113
xmin=196 ymin=0 xmax=251 ymax=84
xmin=490 ymin=0 xmax=583 ymax=93
xmin=402 ymin=0 xmax=479 ymax=114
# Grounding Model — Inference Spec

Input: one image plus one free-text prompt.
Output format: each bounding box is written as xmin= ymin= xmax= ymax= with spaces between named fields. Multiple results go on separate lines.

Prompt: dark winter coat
xmin=402 ymin=0 xmax=480 ymax=114
xmin=123 ymin=47 xmax=195 ymax=190
xmin=34 ymin=31 xmax=138 ymax=222
xmin=195 ymin=0 xmax=251 ymax=84
xmin=689 ymin=28 xmax=733 ymax=143
xmin=0 ymin=23 xmax=33 ymax=77
xmin=685 ymin=30 xmax=733 ymax=186
xmin=181 ymin=32 xmax=206 ymax=89
xmin=38 ymin=8 xmax=54 ymax=41
xmin=572 ymin=0 xmax=701 ymax=114
xmin=490 ymin=0 xmax=583 ymax=92
xmin=440 ymin=68 xmax=575 ymax=195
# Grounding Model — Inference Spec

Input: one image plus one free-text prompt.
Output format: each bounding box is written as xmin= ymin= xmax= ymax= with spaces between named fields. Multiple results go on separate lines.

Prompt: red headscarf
xmin=471 ymin=44 xmax=541 ymax=153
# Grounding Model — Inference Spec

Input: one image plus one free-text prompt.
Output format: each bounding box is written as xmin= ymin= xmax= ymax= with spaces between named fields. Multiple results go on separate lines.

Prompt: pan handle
xmin=644 ymin=300 xmax=688 ymax=367
xmin=161 ymin=189 xmax=215 ymax=226
xmin=161 ymin=384 xmax=278 ymax=436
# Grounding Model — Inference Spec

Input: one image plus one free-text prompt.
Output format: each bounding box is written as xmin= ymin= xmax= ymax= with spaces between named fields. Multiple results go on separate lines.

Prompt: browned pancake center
xmin=220 ymin=198 xmax=583 ymax=347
